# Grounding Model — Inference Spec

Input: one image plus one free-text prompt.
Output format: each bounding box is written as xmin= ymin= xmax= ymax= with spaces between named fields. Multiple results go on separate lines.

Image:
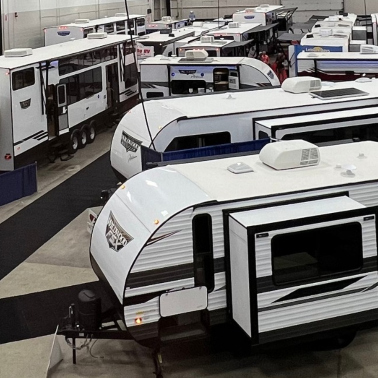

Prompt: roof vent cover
xmin=259 ymin=140 xmax=320 ymax=170
xmin=4 ymin=48 xmax=33 ymax=57
xmin=87 ymin=32 xmax=108 ymax=39
xmin=227 ymin=162 xmax=254 ymax=174
xmin=75 ymin=18 xmax=90 ymax=24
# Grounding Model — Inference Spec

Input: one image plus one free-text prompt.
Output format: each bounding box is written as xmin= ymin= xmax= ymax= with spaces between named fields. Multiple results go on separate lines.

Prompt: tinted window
xmin=12 ymin=68 xmax=35 ymax=90
xmin=165 ymin=132 xmax=231 ymax=151
xmin=124 ymin=62 xmax=138 ymax=87
xmin=171 ymin=80 xmax=207 ymax=95
xmin=146 ymin=92 xmax=164 ymax=98
xmin=272 ymin=222 xmax=363 ymax=285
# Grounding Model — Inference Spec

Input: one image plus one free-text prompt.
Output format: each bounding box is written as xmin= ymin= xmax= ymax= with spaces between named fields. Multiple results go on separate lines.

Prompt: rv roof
xmin=207 ymin=22 xmax=262 ymax=35
xmin=137 ymin=29 xmax=195 ymax=44
xmin=54 ymin=14 xmax=145 ymax=28
xmin=0 ymin=34 xmax=131 ymax=69
xmin=119 ymin=141 xmax=378 ymax=216
xmin=124 ymin=80 xmax=378 ymax=141
xmin=140 ymin=55 xmax=248 ymax=65
xmin=179 ymin=39 xmax=233 ymax=49
xmin=298 ymin=51 xmax=378 ymax=60
xmin=236 ymin=5 xmax=283 ymax=13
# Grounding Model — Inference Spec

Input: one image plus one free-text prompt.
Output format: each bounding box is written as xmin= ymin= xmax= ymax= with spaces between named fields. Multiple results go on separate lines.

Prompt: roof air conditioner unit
xmin=185 ymin=49 xmax=209 ymax=60
xmin=229 ymin=22 xmax=239 ymax=28
xmin=360 ymin=44 xmax=378 ymax=54
xmin=200 ymin=35 xmax=214 ymax=43
xmin=328 ymin=15 xmax=340 ymax=22
xmin=245 ymin=8 xmax=256 ymax=13
xmin=259 ymin=4 xmax=270 ymax=8
xmin=87 ymin=32 xmax=108 ymax=39
xmin=281 ymin=76 xmax=322 ymax=94
xmin=115 ymin=13 xmax=127 ymax=17
xmin=4 ymin=48 xmax=33 ymax=57
xmin=320 ymin=28 xmax=332 ymax=36
xmin=162 ymin=16 xmax=172 ymax=22
xmin=193 ymin=21 xmax=203 ymax=27
xmin=75 ymin=19 xmax=90 ymax=24
xmin=259 ymin=140 xmax=320 ymax=170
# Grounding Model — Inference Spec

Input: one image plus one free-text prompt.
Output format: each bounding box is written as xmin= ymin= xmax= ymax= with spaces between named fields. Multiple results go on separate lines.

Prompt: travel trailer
xmin=297 ymin=51 xmax=378 ymax=80
xmin=0 ymin=34 xmax=138 ymax=171
xmin=44 ymin=14 xmax=146 ymax=45
xmin=145 ymin=16 xmax=189 ymax=34
xmin=91 ymin=140 xmax=378 ymax=360
xmin=232 ymin=5 xmax=283 ymax=26
xmin=139 ymin=52 xmax=279 ymax=98
xmin=206 ymin=22 xmax=262 ymax=42
xmin=110 ymin=79 xmax=378 ymax=180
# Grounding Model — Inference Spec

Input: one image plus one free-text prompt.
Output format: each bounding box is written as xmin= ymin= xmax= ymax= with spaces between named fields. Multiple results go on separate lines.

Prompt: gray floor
xmin=1 ymin=129 xmax=378 ymax=378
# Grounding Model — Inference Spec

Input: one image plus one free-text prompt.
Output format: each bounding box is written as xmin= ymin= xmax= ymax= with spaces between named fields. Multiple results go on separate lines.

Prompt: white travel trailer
xmin=146 ymin=16 xmax=189 ymax=34
xmin=177 ymin=35 xmax=253 ymax=57
xmin=232 ymin=5 xmax=283 ymax=26
xmin=110 ymin=79 xmax=378 ymax=180
xmin=44 ymin=14 xmax=146 ymax=46
xmin=206 ymin=22 xmax=262 ymax=42
xmin=139 ymin=52 xmax=279 ymax=98
xmin=0 ymin=34 xmax=138 ymax=171
xmin=91 ymin=140 xmax=378 ymax=352
xmin=297 ymin=51 xmax=378 ymax=80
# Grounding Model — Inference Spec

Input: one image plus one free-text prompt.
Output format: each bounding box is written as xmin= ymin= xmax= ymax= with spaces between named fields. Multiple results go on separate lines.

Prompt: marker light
xmin=154 ymin=219 xmax=159 ymax=225
xmin=4 ymin=153 xmax=11 ymax=160
xmin=121 ymin=184 xmax=126 ymax=189
xmin=135 ymin=317 xmax=143 ymax=325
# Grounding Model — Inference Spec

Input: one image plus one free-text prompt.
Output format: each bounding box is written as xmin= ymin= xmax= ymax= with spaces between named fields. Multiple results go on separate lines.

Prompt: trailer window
xmin=272 ymin=222 xmax=363 ymax=286
xmin=104 ymin=23 xmax=115 ymax=33
xmin=124 ymin=62 xmax=138 ymax=86
xmin=193 ymin=214 xmax=214 ymax=291
xmin=165 ymin=132 xmax=231 ymax=151
xmin=12 ymin=68 xmax=35 ymax=91
xmin=116 ymin=21 xmax=126 ymax=32
xmin=171 ymin=80 xmax=207 ymax=95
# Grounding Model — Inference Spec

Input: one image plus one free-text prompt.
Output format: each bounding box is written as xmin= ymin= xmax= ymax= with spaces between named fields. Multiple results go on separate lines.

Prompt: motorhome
xmin=139 ymin=51 xmax=279 ymax=98
xmin=110 ymin=79 xmax=378 ymax=180
xmin=0 ymin=34 xmax=138 ymax=171
xmin=92 ymin=139 xmax=378 ymax=354
xmin=177 ymin=35 xmax=253 ymax=58
xmin=136 ymin=28 xmax=196 ymax=60
xmin=232 ymin=4 xmax=283 ymax=26
xmin=145 ymin=16 xmax=189 ymax=34
xmin=44 ymin=14 xmax=146 ymax=45
xmin=297 ymin=51 xmax=378 ymax=80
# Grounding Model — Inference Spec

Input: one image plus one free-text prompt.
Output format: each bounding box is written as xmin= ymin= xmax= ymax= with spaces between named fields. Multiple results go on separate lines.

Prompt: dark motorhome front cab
xmin=226 ymin=196 xmax=378 ymax=344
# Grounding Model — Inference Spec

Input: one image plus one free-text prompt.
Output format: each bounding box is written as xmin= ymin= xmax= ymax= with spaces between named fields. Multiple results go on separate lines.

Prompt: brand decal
xmin=58 ymin=31 xmax=71 ymax=36
xmin=244 ymin=15 xmax=255 ymax=19
xmin=121 ymin=131 xmax=142 ymax=153
xmin=179 ymin=69 xmax=197 ymax=75
xmin=305 ymin=46 xmax=331 ymax=53
xmin=106 ymin=211 xmax=133 ymax=252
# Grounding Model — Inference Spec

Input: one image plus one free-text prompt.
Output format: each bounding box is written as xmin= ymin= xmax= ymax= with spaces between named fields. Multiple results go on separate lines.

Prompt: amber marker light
xmin=154 ymin=219 xmax=159 ymax=225
xmin=135 ymin=317 xmax=143 ymax=325
xmin=120 ymin=184 xmax=126 ymax=189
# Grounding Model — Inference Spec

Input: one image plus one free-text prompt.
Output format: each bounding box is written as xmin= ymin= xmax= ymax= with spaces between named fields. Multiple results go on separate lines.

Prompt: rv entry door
xmin=56 ymin=84 xmax=68 ymax=133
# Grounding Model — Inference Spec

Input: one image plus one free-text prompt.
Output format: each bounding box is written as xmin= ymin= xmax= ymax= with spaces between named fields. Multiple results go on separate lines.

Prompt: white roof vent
xmin=4 ymin=48 xmax=33 ymax=57
xmin=228 ymin=22 xmax=240 ymax=28
xmin=320 ymin=28 xmax=332 ymax=36
xmin=245 ymin=8 xmax=256 ymax=13
xmin=87 ymin=32 xmax=108 ymax=39
xmin=185 ymin=49 xmax=209 ymax=60
xmin=193 ymin=21 xmax=203 ymax=27
xmin=75 ymin=18 xmax=90 ymax=24
xmin=162 ymin=16 xmax=172 ymax=22
xmin=328 ymin=15 xmax=340 ymax=22
xmin=115 ymin=13 xmax=127 ymax=17
xmin=200 ymin=35 xmax=214 ymax=43
xmin=259 ymin=140 xmax=320 ymax=170
xmin=227 ymin=162 xmax=254 ymax=174
xmin=360 ymin=44 xmax=378 ymax=54
xmin=259 ymin=4 xmax=270 ymax=8
xmin=281 ymin=76 xmax=321 ymax=94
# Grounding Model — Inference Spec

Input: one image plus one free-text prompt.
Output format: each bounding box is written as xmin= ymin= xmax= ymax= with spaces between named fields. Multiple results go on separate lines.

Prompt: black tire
xmin=87 ymin=121 xmax=97 ymax=144
xmin=69 ymin=130 xmax=80 ymax=154
xmin=78 ymin=126 xmax=88 ymax=149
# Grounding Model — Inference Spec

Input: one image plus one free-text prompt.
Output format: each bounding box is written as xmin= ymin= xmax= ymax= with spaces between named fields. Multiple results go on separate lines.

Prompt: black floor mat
xmin=0 ymin=152 xmax=118 ymax=280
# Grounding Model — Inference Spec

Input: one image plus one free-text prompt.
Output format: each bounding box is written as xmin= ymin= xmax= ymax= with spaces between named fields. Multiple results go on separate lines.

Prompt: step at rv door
xmin=227 ymin=196 xmax=378 ymax=345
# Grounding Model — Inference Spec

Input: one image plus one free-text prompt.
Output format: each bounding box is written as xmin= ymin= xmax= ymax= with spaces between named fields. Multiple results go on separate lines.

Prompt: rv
xmin=111 ymin=79 xmax=378 ymax=180
xmin=232 ymin=5 xmax=283 ymax=26
xmin=92 ymin=140 xmax=378 ymax=355
xmin=136 ymin=28 xmax=196 ymax=60
xmin=146 ymin=16 xmax=189 ymax=34
xmin=297 ymin=51 xmax=378 ymax=80
xmin=177 ymin=35 xmax=253 ymax=58
xmin=0 ymin=34 xmax=138 ymax=171
xmin=44 ymin=14 xmax=146 ymax=46
xmin=139 ymin=51 xmax=279 ymax=98
xmin=206 ymin=22 xmax=262 ymax=42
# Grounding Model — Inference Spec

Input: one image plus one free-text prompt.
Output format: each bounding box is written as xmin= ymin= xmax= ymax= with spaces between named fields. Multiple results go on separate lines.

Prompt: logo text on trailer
xmin=106 ymin=211 xmax=133 ymax=252
xmin=121 ymin=131 xmax=142 ymax=153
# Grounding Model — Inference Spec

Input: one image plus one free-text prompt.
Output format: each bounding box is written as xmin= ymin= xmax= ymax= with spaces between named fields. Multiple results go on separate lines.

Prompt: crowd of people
xmin=257 ymin=51 xmax=288 ymax=84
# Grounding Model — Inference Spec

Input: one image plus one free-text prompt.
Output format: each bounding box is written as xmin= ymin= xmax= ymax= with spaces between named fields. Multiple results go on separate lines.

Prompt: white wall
xmin=344 ymin=0 xmax=378 ymax=14
xmin=1 ymin=0 xmax=152 ymax=49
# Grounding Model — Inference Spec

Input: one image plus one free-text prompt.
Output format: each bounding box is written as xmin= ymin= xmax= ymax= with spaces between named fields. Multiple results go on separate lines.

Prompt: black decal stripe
xmin=14 ymin=130 xmax=46 ymax=146
xmin=259 ymin=286 xmax=365 ymax=313
xmin=126 ymin=257 xmax=225 ymax=289
xmin=362 ymin=281 xmax=378 ymax=292
xmin=146 ymin=230 xmax=180 ymax=246
xmin=273 ymin=276 xmax=364 ymax=303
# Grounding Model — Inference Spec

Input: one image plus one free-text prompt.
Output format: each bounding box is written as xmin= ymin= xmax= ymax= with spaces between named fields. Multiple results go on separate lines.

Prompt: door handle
xmin=86 ymin=107 xmax=89 ymax=110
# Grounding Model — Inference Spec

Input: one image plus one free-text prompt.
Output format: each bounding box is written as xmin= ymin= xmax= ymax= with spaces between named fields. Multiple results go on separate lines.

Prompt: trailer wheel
xmin=69 ymin=130 xmax=80 ymax=154
xmin=87 ymin=121 xmax=97 ymax=144
xmin=78 ymin=126 xmax=88 ymax=149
